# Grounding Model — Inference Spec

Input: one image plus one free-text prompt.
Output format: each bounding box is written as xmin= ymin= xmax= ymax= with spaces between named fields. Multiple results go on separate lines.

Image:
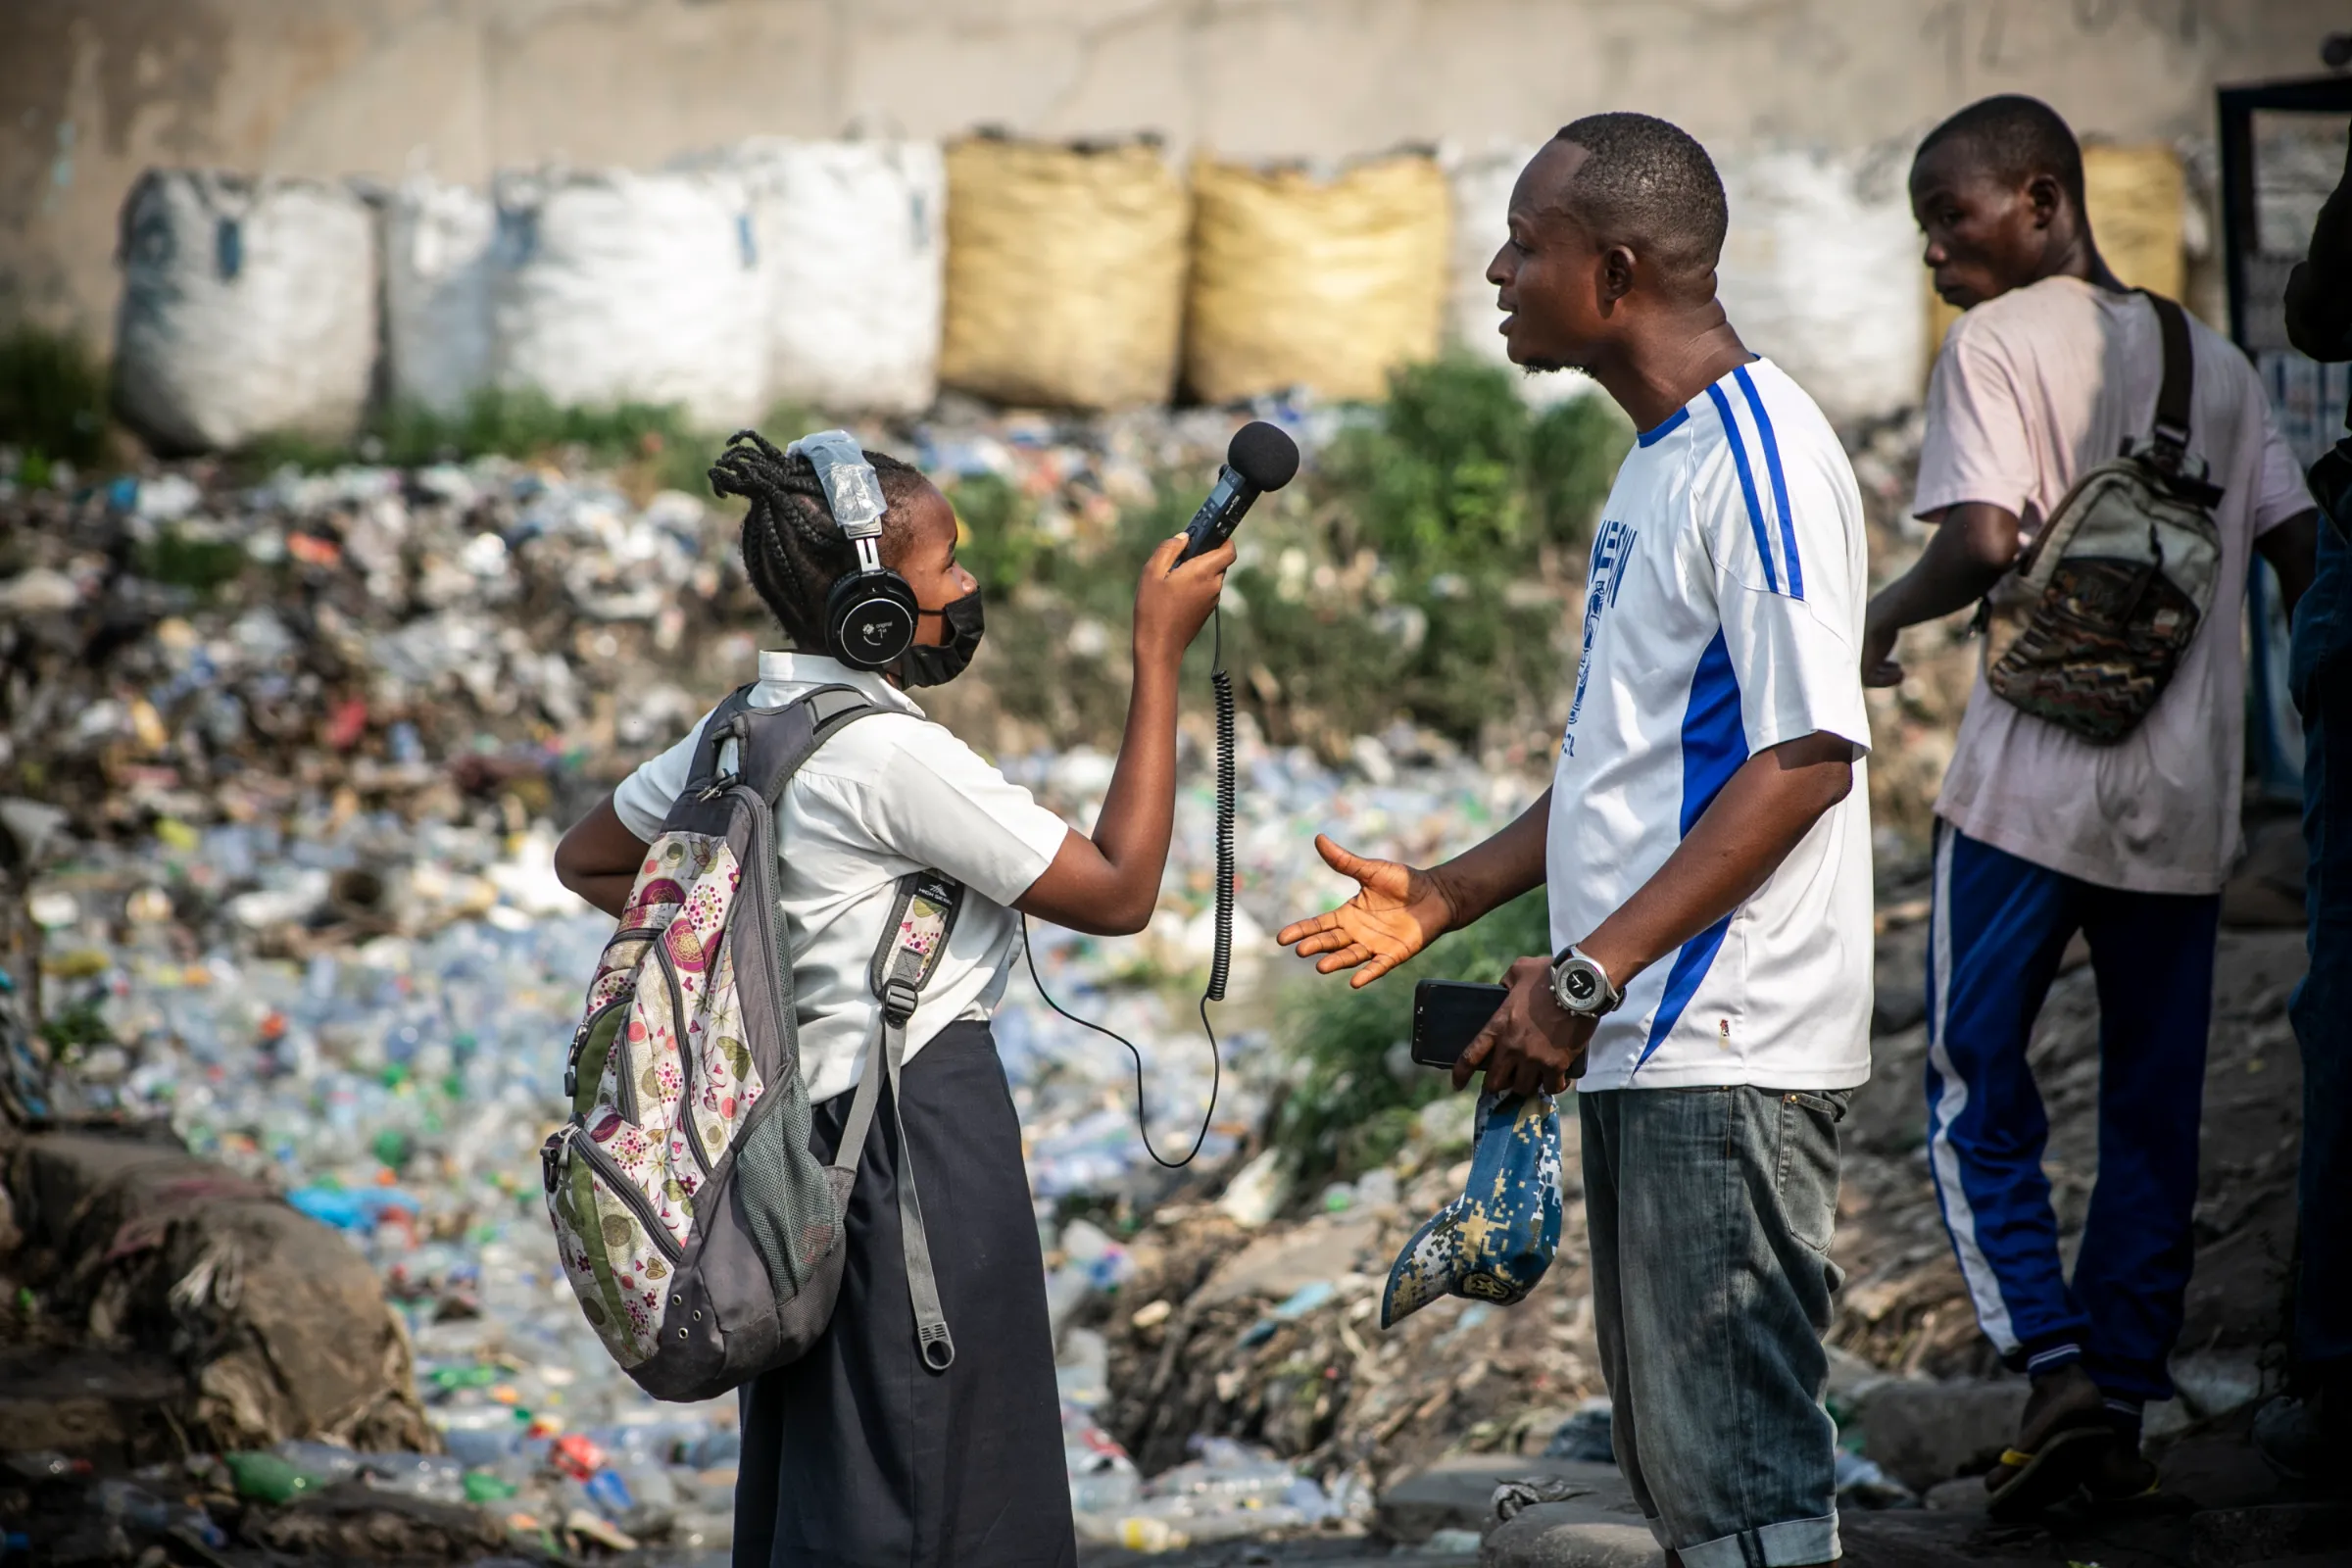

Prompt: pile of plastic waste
xmin=0 ymin=412 xmax=1554 ymax=1557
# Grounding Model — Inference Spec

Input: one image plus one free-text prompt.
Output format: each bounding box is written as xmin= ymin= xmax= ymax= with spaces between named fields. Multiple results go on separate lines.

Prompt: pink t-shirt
xmin=1914 ymin=276 xmax=2313 ymax=894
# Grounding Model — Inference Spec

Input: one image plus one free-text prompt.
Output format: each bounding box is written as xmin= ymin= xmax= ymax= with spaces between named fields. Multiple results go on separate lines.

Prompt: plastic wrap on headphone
xmin=786 ymin=428 xmax=885 ymax=539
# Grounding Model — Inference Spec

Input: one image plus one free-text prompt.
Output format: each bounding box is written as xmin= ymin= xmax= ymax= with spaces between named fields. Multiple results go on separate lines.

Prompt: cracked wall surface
xmin=0 ymin=0 xmax=2340 ymax=341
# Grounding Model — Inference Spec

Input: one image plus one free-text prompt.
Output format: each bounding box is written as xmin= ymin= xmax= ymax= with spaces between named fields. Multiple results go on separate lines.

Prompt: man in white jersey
xmin=1281 ymin=113 xmax=1872 ymax=1568
xmin=1863 ymin=96 xmax=2317 ymax=1517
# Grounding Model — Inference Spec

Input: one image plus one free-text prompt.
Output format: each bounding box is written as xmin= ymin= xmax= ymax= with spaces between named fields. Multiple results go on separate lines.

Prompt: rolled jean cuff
xmin=1680 ymin=1512 xmax=1842 ymax=1568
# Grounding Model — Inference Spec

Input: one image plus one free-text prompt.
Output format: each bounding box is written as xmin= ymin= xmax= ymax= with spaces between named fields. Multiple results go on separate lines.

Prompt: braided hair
xmin=708 ymin=429 xmax=931 ymax=650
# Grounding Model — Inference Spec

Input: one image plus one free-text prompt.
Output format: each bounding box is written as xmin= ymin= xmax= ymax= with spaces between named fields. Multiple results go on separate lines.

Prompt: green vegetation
xmin=0 ymin=324 xmax=110 ymax=476
xmin=245 ymin=389 xmax=735 ymax=495
xmin=1241 ymin=356 xmax=1626 ymax=742
xmin=138 ymin=527 xmax=247 ymax=593
xmin=1267 ymin=887 xmax=1552 ymax=1184
xmin=961 ymin=354 xmax=1632 ymax=749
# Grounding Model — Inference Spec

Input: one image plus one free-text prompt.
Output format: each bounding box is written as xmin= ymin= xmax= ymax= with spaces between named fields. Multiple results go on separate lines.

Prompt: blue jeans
xmin=2291 ymin=494 xmax=2352 ymax=1378
xmin=1582 ymin=1086 xmax=1847 ymax=1568
xmin=1922 ymin=821 xmax=2219 ymax=1408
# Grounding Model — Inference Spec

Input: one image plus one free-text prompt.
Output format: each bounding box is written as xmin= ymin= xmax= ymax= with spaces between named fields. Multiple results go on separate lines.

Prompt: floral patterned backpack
xmin=541 ymin=684 xmax=963 ymax=1401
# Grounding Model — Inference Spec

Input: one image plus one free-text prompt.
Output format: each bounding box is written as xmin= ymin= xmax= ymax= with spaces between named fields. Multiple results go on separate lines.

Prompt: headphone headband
xmin=787 ymin=427 xmax=919 ymax=671
xmin=787 ymin=429 xmax=885 ymax=542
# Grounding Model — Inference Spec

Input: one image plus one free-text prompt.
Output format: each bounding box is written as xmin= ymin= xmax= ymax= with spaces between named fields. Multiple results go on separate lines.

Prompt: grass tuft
xmin=0 ymin=324 xmax=111 ymax=471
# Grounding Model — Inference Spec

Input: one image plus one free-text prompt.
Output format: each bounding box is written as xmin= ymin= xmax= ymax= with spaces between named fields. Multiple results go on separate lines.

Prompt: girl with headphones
xmin=554 ymin=429 xmax=1233 ymax=1565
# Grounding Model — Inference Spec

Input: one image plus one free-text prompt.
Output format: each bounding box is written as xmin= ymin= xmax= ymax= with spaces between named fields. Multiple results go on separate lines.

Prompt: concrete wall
xmin=1 ymin=0 xmax=2340 ymax=342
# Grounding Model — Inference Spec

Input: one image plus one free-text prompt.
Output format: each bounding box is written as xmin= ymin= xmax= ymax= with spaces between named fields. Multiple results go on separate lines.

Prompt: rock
xmin=1921 ymin=1476 xmax=1987 ymax=1513
xmin=1381 ymin=1457 xmax=1634 ymax=1544
xmin=1479 ymin=1503 xmax=1661 ymax=1568
xmin=5 ymin=1130 xmax=433 ymax=1457
xmin=1837 ymin=1510 xmax=2057 ymax=1566
xmin=238 ymin=1479 xmax=507 ymax=1558
xmin=0 ymin=1348 xmax=189 ymax=1468
xmin=2189 ymin=1501 xmax=2352 ymax=1567
xmin=2173 ymin=1350 xmax=2266 ymax=1420
xmin=1852 ymin=1378 xmax=2027 ymax=1494
xmin=1196 ymin=1211 xmax=1381 ymax=1304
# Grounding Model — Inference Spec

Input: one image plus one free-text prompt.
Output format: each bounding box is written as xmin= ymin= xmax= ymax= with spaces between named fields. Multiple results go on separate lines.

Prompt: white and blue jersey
xmin=1549 ymin=360 xmax=1874 ymax=1093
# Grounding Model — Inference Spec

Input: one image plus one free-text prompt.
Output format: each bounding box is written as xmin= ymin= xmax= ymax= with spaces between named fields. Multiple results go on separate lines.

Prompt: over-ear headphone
xmin=789 ymin=429 xmax=919 ymax=671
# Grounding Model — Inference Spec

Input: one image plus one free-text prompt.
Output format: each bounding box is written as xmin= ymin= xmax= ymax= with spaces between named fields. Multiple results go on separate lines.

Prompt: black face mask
xmin=897 ymin=589 xmax=984 ymax=688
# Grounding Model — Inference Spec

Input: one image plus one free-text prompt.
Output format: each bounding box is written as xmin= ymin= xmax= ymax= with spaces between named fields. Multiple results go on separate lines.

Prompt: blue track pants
xmin=1923 ymin=820 xmax=2220 ymax=1409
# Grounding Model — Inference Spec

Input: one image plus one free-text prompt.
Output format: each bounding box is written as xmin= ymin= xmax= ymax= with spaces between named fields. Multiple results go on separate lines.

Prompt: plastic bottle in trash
xmin=360 ymin=1451 xmax=467 ymax=1504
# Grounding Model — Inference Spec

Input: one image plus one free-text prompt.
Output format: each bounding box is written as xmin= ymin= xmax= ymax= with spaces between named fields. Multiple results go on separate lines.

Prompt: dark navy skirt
xmin=734 ymin=1020 xmax=1076 ymax=1567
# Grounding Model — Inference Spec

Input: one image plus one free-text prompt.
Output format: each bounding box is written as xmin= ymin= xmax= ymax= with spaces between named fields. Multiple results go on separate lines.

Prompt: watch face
xmin=1562 ymin=968 xmax=1597 ymax=1004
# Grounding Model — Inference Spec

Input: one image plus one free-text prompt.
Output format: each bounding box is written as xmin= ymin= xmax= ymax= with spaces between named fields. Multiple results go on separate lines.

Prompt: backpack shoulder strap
xmin=867 ymin=871 xmax=965 ymax=1020
xmin=679 ymin=682 xmax=762 ymax=801
xmin=693 ymin=683 xmax=877 ymax=806
xmin=827 ymin=869 xmax=966 ymax=1373
xmin=2144 ymin=291 xmax=2194 ymax=456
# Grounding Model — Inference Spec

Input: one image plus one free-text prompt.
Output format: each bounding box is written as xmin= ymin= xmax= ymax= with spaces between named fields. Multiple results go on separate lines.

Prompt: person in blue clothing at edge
xmin=2255 ymin=120 xmax=2352 ymax=1489
xmin=1281 ymin=112 xmax=1874 ymax=1568
xmin=1861 ymin=96 xmax=2319 ymax=1515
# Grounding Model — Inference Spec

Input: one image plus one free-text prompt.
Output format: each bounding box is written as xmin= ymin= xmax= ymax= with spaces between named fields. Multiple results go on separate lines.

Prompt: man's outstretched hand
xmin=1275 ymin=834 xmax=1456 ymax=988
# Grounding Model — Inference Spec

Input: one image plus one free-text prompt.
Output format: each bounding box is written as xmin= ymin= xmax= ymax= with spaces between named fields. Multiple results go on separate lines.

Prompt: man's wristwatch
xmin=1549 ymin=945 xmax=1624 ymax=1017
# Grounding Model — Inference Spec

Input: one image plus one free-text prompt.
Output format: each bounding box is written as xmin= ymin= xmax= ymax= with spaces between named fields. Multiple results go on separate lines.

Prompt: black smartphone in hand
xmin=1411 ymin=979 xmax=1508 ymax=1070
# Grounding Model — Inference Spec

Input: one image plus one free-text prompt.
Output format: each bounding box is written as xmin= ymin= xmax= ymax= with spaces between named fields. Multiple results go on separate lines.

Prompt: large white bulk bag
xmin=113 ymin=172 xmax=378 ymax=454
xmin=489 ymin=169 xmax=768 ymax=430
xmin=384 ymin=175 xmax=496 ymax=417
xmin=723 ymin=139 xmax=945 ymax=416
xmin=1715 ymin=147 xmax=1925 ymax=424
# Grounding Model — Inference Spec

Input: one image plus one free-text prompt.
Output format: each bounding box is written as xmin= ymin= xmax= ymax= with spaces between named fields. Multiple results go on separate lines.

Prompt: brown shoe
xmin=1984 ymin=1364 xmax=2115 ymax=1519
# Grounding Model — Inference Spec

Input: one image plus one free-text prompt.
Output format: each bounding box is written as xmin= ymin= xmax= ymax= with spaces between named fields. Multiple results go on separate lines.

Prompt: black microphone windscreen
xmin=1227 ymin=421 xmax=1300 ymax=492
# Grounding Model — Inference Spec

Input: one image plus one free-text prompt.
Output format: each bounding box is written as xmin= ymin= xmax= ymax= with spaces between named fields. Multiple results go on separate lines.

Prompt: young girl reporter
xmin=554 ymin=430 xmax=1232 ymax=1566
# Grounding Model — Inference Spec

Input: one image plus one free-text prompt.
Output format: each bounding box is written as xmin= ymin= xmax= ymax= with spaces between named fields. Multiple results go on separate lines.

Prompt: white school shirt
xmin=1550 ymin=359 xmax=1875 ymax=1093
xmin=1915 ymin=277 xmax=2313 ymax=894
xmin=611 ymin=652 xmax=1071 ymax=1104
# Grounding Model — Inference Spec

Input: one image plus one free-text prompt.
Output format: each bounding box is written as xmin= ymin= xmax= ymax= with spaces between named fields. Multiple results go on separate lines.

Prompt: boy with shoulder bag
xmin=551 ymin=429 xmax=1234 ymax=1566
xmin=1863 ymin=96 xmax=2319 ymax=1516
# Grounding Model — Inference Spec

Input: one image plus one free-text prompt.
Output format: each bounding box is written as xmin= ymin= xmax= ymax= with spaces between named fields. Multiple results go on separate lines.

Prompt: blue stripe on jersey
xmin=1734 ymin=366 xmax=1804 ymax=601
xmin=1642 ymin=912 xmax=1736 ymax=1067
xmin=1704 ymin=384 xmax=1780 ymax=596
xmin=1639 ymin=628 xmax=1748 ymax=1066
xmin=1638 ymin=407 xmax=1690 ymax=447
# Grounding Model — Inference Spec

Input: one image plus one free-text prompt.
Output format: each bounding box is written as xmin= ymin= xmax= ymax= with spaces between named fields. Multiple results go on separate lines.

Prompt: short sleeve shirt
xmin=1915 ymin=277 xmax=2314 ymax=893
xmin=612 ymin=651 xmax=1070 ymax=1103
xmin=1550 ymin=359 xmax=1876 ymax=1092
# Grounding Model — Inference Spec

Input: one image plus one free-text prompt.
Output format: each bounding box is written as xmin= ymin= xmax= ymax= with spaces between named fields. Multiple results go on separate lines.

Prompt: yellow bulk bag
xmin=1186 ymin=154 xmax=1451 ymax=405
xmin=1928 ymin=143 xmax=2186 ymax=361
xmin=938 ymin=137 xmax=1190 ymax=410
xmin=2082 ymin=143 xmax=2185 ymax=300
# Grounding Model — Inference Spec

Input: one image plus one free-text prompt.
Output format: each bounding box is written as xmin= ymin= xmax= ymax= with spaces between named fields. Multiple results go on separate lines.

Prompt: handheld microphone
xmin=1021 ymin=422 xmax=1298 ymax=1169
xmin=1179 ymin=420 xmax=1300 ymax=563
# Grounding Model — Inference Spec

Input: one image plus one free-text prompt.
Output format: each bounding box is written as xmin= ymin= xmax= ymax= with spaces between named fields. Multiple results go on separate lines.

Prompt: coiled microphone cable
xmin=1020 ymin=604 xmax=1231 ymax=1169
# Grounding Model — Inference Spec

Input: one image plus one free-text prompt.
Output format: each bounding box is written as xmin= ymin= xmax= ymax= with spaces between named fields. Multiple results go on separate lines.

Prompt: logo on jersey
xmin=1563 ymin=520 xmax=1641 ymax=754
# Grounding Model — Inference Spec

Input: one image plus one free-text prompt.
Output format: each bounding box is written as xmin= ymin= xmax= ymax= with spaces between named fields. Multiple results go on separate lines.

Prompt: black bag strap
xmin=2144 ymin=291 xmax=2194 ymax=457
xmin=684 ymin=683 xmax=875 ymax=805
xmin=682 ymin=682 xmax=760 ymax=797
